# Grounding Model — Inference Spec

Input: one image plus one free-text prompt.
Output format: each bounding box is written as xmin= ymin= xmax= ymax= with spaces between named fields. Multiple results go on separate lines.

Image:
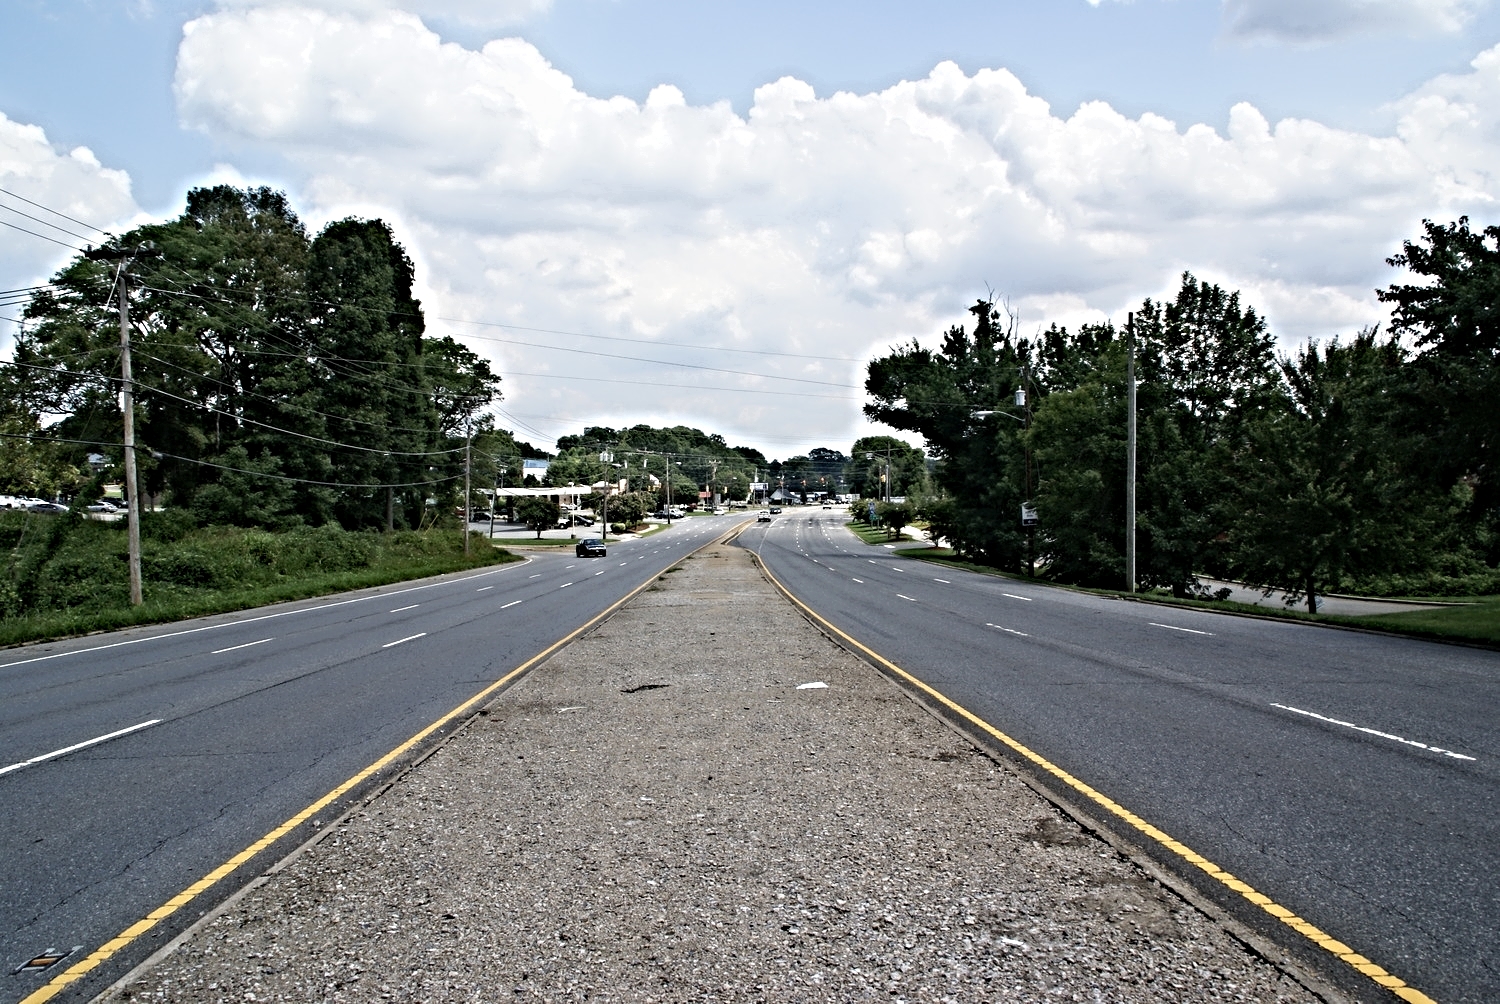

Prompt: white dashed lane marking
xmin=1002 ymin=593 xmax=1032 ymax=602
xmin=986 ymin=623 xmax=1029 ymax=637
xmin=1 ymin=720 xmax=163 ymax=777
xmin=389 ymin=604 xmax=419 ymax=613
xmin=501 ymin=600 xmax=522 ymax=609
xmin=381 ymin=632 xmax=426 ymax=649
xmin=1272 ymin=703 xmax=1476 ymax=760
xmin=211 ymin=638 xmax=272 ymax=655
xmin=1150 ymin=622 xmax=1213 ymax=636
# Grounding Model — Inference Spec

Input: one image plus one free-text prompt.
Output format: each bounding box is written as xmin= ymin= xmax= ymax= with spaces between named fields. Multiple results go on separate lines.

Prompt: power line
xmin=0 ymin=217 xmax=87 ymax=252
xmin=0 ymin=186 xmax=112 ymax=236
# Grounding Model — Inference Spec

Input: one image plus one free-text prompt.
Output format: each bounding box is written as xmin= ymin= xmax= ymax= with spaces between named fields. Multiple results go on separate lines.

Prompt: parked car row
xmin=0 ymin=494 xmax=125 ymax=514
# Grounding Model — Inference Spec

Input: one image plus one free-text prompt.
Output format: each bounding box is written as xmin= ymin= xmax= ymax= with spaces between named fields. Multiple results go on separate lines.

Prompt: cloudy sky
xmin=2 ymin=0 xmax=1498 ymax=458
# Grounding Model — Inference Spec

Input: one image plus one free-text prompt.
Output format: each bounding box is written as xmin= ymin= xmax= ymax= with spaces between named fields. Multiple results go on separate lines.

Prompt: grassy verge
xmin=0 ymin=513 xmax=520 ymax=649
xmin=847 ymin=522 xmax=905 ymax=545
xmin=894 ymin=548 xmax=1500 ymax=649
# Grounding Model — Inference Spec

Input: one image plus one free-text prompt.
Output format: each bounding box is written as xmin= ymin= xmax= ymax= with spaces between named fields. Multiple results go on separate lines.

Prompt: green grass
xmin=0 ymin=514 xmax=521 ymax=648
xmin=847 ymin=522 xmax=903 ymax=545
xmin=1345 ymin=597 xmax=1500 ymax=645
xmin=893 ymin=548 xmax=1500 ymax=649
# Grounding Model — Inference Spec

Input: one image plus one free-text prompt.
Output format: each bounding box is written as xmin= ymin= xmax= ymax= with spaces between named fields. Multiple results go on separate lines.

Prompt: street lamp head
xmin=1014 ymin=387 xmax=1026 ymax=408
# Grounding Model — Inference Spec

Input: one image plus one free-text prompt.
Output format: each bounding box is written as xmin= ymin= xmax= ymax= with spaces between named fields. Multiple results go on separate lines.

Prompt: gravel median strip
xmin=108 ymin=543 xmax=1329 ymax=1003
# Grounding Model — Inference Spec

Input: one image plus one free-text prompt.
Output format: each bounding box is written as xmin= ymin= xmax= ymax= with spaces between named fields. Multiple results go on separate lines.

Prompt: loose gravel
xmin=108 ymin=543 xmax=1330 ymax=1003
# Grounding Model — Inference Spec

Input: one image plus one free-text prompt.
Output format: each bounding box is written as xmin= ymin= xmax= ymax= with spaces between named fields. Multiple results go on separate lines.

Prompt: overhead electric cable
xmin=0 ymin=218 xmax=87 ymax=251
xmin=129 ymin=377 xmax=467 ymax=457
xmin=0 ymin=187 xmax=112 ymax=235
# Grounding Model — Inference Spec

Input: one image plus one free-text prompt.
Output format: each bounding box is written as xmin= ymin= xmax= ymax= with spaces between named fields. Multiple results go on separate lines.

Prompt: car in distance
xmin=576 ymin=537 xmax=606 ymax=557
xmin=757 ymin=510 xmax=771 ymax=522
xmin=768 ymin=506 xmax=782 ymax=514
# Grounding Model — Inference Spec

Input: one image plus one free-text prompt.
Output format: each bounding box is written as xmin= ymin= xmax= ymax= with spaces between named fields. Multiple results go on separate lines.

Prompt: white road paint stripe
xmin=476 ymin=585 xmax=494 ymax=592
xmin=1271 ymin=703 xmax=1476 ymax=760
xmin=1002 ymin=593 xmax=1032 ymax=602
xmin=595 ymin=570 xmax=606 ymax=576
xmin=211 ymin=637 xmax=273 ymax=655
xmin=501 ymin=600 xmax=522 ymax=609
xmin=381 ymin=632 xmax=427 ymax=648
xmin=897 ymin=594 xmax=916 ymax=601
xmin=0 ymin=559 xmax=532 ymax=672
xmin=933 ymin=578 xmax=951 ymax=584
xmin=852 ymin=578 xmax=863 ymax=583
xmin=1150 ymin=622 xmax=1213 ymax=636
xmin=529 ymin=574 xmax=542 ymax=579
xmin=389 ymin=604 xmax=419 ymax=613
xmin=1 ymin=719 xmax=163 ymax=776
xmin=986 ymin=623 xmax=1029 ymax=637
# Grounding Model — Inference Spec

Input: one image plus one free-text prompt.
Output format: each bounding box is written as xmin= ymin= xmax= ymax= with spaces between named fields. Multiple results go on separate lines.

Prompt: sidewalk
xmin=107 ymin=543 xmax=1328 ymax=1003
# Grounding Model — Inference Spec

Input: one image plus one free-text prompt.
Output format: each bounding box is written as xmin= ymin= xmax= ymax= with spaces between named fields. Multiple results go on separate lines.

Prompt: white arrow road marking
xmin=2 ymin=720 xmax=163 ymax=776
xmin=1272 ymin=703 xmax=1475 ymax=760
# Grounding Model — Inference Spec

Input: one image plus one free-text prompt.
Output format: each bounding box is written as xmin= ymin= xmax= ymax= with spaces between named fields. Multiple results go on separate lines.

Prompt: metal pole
xmin=119 ymin=265 xmax=143 ymax=607
xmin=1126 ymin=311 xmax=1137 ymax=594
xmin=463 ymin=424 xmax=472 ymax=557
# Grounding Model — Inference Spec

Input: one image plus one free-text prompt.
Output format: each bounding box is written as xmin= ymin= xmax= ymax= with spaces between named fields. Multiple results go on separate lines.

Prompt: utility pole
xmin=119 ymin=265 xmax=143 ymax=606
xmin=1126 ymin=311 xmax=1137 ymax=594
xmin=86 ymin=244 xmax=148 ymax=606
xmin=463 ymin=420 xmax=472 ymax=557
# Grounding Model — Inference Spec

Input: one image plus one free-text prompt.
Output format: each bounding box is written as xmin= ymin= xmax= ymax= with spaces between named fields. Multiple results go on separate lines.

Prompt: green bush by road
xmin=0 ymin=510 xmax=518 ymax=647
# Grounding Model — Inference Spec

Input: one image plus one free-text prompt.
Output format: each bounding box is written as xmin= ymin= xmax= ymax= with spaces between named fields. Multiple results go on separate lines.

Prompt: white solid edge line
xmin=1150 ymin=622 xmax=1214 ymax=636
xmin=381 ymin=632 xmax=427 ymax=649
xmin=0 ymin=559 xmax=531 ymax=671
xmin=211 ymin=637 xmax=273 ymax=655
xmin=0 ymin=719 xmax=163 ymax=776
xmin=1271 ymin=703 xmax=1476 ymax=760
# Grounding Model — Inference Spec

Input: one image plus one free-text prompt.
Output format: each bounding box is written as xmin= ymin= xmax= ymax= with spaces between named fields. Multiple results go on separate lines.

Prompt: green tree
xmin=1226 ymin=332 xmax=1433 ymax=611
xmin=516 ymin=496 xmax=559 ymax=539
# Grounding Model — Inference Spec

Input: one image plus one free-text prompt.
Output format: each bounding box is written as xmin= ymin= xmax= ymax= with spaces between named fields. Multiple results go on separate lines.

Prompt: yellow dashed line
xmin=753 ymin=555 xmax=1438 ymax=1004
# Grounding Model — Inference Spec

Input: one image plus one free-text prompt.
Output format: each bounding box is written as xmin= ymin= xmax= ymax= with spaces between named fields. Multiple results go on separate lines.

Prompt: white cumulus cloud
xmin=0 ymin=113 xmax=141 ymax=348
xmin=212 ymin=0 xmax=551 ymax=30
xmin=172 ymin=5 xmax=1500 ymax=453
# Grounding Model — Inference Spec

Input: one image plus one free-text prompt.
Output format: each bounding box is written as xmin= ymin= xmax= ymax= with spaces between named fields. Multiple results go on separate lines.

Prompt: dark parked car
xmin=27 ymin=501 xmax=69 ymax=514
xmin=769 ymin=506 xmax=782 ymax=514
xmin=576 ymin=538 xmax=606 ymax=557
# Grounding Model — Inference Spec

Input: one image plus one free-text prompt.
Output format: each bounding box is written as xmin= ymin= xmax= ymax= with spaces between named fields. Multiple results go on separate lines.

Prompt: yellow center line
xmin=22 ymin=561 xmax=677 ymax=1004
xmin=750 ymin=553 xmax=1437 ymax=1004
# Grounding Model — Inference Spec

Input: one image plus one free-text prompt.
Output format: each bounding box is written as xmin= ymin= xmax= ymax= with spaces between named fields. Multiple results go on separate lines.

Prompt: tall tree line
xmin=6 ymin=186 xmax=506 ymax=530
xmin=867 ymin=217 xmax=1500 ymax=607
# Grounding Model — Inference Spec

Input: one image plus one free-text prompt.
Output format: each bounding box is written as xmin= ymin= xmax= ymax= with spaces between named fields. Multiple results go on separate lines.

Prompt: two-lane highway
xmin=741 ymin=510 xmax=1498 ymax=1004
xmin=0 ymin=515 xmax=741 ymax=1004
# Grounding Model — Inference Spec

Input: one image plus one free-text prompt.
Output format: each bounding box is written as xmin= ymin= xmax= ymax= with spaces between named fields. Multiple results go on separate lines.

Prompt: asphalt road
xmin=739 ymin=510 xmax=1499 ymax=1004
xmin=0 ymin=516 xmax=740 ymax=1004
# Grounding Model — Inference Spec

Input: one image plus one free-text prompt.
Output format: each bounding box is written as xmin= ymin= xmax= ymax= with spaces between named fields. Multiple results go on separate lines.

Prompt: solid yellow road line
xmin=753 ymin=555 xmax=1437 ymax=1004
xmin=22 ymin=567 xmax=667 ymax=1004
